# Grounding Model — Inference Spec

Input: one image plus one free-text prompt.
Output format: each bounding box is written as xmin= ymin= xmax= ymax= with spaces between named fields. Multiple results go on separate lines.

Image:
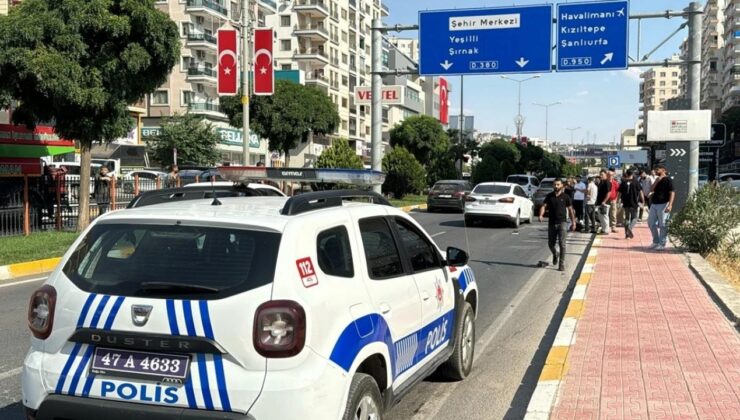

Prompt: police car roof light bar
xmin=219 ymin=167 xmax=386 ymax=186
xmin=280 ymin=190 xmax=391 ymax=216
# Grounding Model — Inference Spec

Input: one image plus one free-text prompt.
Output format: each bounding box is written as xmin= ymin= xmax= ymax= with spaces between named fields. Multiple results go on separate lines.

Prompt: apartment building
xmin=721 ymin=0 xmax=740 ymax=114
xmin=388 ymin=37 xmax=419 ymax=63
xmin=702 ymin=0 xmax=726 ymax=120
xmin=638 ymin=58 xmax=682 ymax=134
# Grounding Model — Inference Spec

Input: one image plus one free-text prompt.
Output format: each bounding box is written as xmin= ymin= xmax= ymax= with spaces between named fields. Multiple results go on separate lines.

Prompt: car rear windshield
xmin=62 ymin=223 xmax=281 ymax=299
xmin=432 ymin=183 xmax=462 ymax=192
xmin=506 ymin=176 xmax=529 ymax=186
xmin=473 ymin=185 xmax=511 ymax=195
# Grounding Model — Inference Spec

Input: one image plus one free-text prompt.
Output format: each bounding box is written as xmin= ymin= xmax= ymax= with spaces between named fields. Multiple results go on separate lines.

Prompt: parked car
xmin=121 ymin=170 xmax=167 ymax=194
xmin=505 ymin=174 xmax=540 ymax=198
xmin=47 ymin=162 xmax=102 ymax=202
xmin=464 ymin=182 xmax=535 ymax=228
xmin=719 ymin=173 xmax=740 ymax=190
xmin=427 ymin=180 xmax=473 ymax=212
xmin=183 ymin=180 xmax=286 ymax=197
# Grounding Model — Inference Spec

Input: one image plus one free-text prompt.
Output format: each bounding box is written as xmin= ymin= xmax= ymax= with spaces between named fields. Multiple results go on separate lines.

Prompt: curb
xmin=685 ymin=253 xmax=740 ymax=331
xmin=399 ymin=204 xmax=428 ymax=213
xmin=0 ymin=257 xmax=61 ymax=281
xmin=524 ymin=237 xmax=602 ymax=420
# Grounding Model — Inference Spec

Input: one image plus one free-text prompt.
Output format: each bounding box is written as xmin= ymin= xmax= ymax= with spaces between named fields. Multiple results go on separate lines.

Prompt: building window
xmin=280 ymin=15 xmax=291 ymax=27
xmin=281 ymin=64 xmax=292 ymax=70
xmin=342 ymin=75 xmax=348 ymax=86
xmin=660 ymin=72 xmax=666 ymax=77
xmin=181 ymin=22 xmax=193 ymax=37
xmin=672 ymin=72 xmax=678 ymax=77
xmin=342 ymin=31 xmax=348 ymax=42
xmin=342 ymin=97 xmax=348 ymax=108
xmin=342 ymin=53 xmax=348 ymax=64
xmin=341 ymin=8 xmax=347 ymax=19
xmin=660 ymin=89 xmax=666 ymax=95
xmin=181 ymin=90 xmax=194 ymax=106
xmin=672 ymin=89 xmax=678 ymax=95
xmin=672 ymin=81 xmax=678 ymax=86
xmin=181 ymin=56 xmax=193 ymax=72
xmin=281 ymin=40 xmax=291 ymax=51
xmin=342 ymin=120 xmax=348 ymax=130
xmin=660 ymin=81 xmax=666 ymax=86
xmin=151 ymin=90 xmax=169 ymax=105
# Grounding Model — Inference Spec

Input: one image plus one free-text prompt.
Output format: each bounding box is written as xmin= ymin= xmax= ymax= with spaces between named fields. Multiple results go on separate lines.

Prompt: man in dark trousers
xmin=618 ymin=169 xmax=642 ymax=239
xmin=647 ymin=164 xmax=675 ymax=250
xmin=539 ymin=178 xmax=576 ymax=272
xmin=595 ymin=169 xmax=612 ymax=234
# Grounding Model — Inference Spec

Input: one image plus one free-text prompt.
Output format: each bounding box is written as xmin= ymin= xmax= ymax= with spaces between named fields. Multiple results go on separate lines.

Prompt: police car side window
xmin=317 ymin=226 xmax=354 ymax=278
xmin=393 ymin=218 xmax=441 ymax=273
xmin=359 ymin=217 xmax=405 ymax=280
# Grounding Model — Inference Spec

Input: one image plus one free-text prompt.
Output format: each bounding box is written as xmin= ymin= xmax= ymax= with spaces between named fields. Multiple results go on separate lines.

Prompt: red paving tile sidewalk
xmin=551 ymin=225 xmax=740 ymax=419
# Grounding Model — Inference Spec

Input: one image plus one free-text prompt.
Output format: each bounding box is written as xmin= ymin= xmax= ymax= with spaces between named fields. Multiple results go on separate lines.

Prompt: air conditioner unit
xmin=197 ymin=84 xmax=204 ymax=93
xmin=196 ymin=50 xmax=206 ymax=60
xmin=196 ymin=16 xmax=205 ymax=25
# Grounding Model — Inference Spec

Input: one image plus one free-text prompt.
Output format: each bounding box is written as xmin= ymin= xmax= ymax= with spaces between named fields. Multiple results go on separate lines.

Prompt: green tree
xmin=447 ymin=128 xmax=479 ymax=177
xmin=561 ymin=162 xmax=582 ymax=177
xmin=146 ymin=114 xmax=220 ymax=167
xmin=539 ymin=151 xmax=563 ymax=177
xmin=316 ymin=137 xmax=363 ymax=169
xmin=426 ymin=150 xmax=458 ymax=187
xmin=389 ymin=115 xmax=449 ymax=165
xmin=221 ymin=81 xmax=339 ymax=166
xmin=382 ymin=147 xmax=426 ymax=199
xmin=479 ymin=140 xmax=521 ymax=165
xmin=515 ymin=143 xmax=545 ymax=174
xmin=472 ymin=156 xmax=502 ymax=184
xmin=500 ymin=160 xmax=516 ymax=179
xmin=0 ymin=0 xmax=180 ymax=230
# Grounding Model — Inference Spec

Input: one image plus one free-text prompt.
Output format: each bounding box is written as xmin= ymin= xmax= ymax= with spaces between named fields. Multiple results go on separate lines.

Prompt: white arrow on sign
xmin=440 ymin=60 xmax=453 ymax=71
xmin=600 ymin=52 xmax=614 ymax=65
xmin=515 ymin=57 xmax=529 ymax=68
xmin=669 ymin=148 xmax=687 ymax=157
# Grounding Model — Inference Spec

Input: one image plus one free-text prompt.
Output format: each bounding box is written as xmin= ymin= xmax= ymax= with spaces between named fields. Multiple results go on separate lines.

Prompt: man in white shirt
xmin=584 ymin=176 xmax=599 ymax=233
xmin=573 ymin=175 xmax=587 ymax=230
xmin=638 ymin=169 xmax=654 ymax=221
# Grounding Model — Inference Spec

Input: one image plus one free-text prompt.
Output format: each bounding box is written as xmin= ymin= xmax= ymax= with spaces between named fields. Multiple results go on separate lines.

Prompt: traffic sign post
xmin=556 ymin=1 xmax=629 ymax=72
xmin=418 ymin=5 xmax=552 ymax=76
xmin=707 ymin=123 xmax=726 ymax=147
xmin=607 ymin=155 xmax=621 ymax=168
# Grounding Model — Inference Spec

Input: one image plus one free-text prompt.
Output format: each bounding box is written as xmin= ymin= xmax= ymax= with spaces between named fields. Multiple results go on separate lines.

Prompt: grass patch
xmin=389 ymin=195 xmax=427 ymax=208
xmin=0 ymin=231 xmax=79 ymax=266
xmin=706 ymin=253 xmax=740 ymax=292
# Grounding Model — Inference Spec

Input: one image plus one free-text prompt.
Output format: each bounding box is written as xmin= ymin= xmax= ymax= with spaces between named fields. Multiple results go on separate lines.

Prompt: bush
xmin=669 ymin=183 xmax=740 ymax=257
xmin=316 ymin=138 xmax=364 ymax=169
xmin=382 ymin=147 xmax=426 ymax=199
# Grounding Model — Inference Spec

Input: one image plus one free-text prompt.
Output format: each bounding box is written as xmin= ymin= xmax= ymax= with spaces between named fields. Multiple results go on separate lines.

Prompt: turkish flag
xmin=253 ymin=28 xmax=274 ymax=96
xmin=217 ymin=27 xmax=238 ymax=96
xmin=439 ymin=77 xmax=449 ymax=125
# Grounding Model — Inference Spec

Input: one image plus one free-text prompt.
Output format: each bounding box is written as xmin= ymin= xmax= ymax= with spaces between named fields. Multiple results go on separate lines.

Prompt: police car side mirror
xmin=446 ymin=247 xmax=468 ymax=267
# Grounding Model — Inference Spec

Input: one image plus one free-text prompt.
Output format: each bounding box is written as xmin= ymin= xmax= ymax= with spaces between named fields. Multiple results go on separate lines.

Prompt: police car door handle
xmin=421 ymin=291 xmax=431 ymax=301
xmin=379 ymin=303 xmax=391 ymax=314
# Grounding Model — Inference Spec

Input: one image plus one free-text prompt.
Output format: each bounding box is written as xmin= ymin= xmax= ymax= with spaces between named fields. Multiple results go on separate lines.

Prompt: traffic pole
xmin=687 ymin=1 xmax=701 ymax=195
xmin=242 ymin=0 xmax=251 ymax=167
xmin=371 ymin=18 xmax=383 ymax=193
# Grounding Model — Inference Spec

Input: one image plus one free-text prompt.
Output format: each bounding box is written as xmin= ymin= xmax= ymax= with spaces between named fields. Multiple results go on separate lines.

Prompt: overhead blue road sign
xmin=418 ymin=5 xmax=553 ymax=76
xmin=608 ymin=155 xmax=621 ymax=168
xmin=556 ymin=1 xmax=629 ymax=72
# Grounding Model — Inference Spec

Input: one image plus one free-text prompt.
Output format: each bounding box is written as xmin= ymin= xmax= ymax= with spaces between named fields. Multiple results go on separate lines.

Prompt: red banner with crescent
xmin=253 ymin=28 xmax=274 ymax=96
xmin=217 ymin=27 xmax=238 ymax=96
xmin=439 ymin=77 xmax=449 ymax=125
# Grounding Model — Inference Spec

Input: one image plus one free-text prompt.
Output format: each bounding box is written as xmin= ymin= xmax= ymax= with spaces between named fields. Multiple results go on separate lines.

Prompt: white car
xmin=464 ymin=182 xmax=535 ymax=228
xmin=505 ymin=174 xmax=540 ymax=198
xmin=121 ymin=170 xmax=168 ymax=194
xmin=23 ymin=189 xmax=478 ymax=419
xmin=719 ymin=173 xmax=740 ymax=190
xmin=183 ymin=180 xmax=286 ymax=197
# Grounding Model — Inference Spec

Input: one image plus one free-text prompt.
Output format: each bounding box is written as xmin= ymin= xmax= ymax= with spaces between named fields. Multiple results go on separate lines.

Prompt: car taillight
xmin=253 ymin=300 xmax=306 ymax=358
xmin=465 ymin=196 xmax=476 ymax=202
xmin=453 ymin=191 xmax=465 ymax=198
xmin=28 ymin=285 xmax=56 ymax=340
xmin=499 ymin=197 xmax=515 ymax=203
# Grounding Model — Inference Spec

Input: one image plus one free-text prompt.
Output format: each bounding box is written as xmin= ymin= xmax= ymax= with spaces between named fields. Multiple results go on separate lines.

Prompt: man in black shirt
xmin=618 ymin=169 xmax=643 ymax=239
xmin=595 ymin=169 xmax=612 ymax=234
xmin=647 ymin=164 xmax=675 ymax=250
xmin=539 ymin=179 xmax=576 ymax=271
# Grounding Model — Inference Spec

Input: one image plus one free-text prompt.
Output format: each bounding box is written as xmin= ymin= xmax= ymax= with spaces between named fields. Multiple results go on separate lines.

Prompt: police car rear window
xmin=62 ymin=224 xmax=280 ymax=299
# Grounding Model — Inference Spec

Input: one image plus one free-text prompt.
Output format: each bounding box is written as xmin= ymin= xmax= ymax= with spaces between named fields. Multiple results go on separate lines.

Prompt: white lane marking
xmin=0 ymin=367 xmax=22 ymax=381
xmin=430 ymin=231 xmax=446 ymax=238
xmin=0 ymin=277 xmax=47 ymax=289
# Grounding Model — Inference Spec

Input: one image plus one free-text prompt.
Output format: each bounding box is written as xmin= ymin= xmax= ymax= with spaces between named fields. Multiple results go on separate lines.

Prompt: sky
xmin=383 ymin=0 xmax=691 ymax=145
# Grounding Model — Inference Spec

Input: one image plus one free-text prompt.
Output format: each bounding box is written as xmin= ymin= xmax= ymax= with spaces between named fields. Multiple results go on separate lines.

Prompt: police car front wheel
xmin=343 ymin=373 xmax=383 ymax=420
xmin=438 ymin=302 xmax=475 ymax=380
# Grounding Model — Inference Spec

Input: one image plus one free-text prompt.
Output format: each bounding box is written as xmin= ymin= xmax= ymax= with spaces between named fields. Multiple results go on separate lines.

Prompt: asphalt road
xmin=0 ymin=210 xmax=592 ymax=420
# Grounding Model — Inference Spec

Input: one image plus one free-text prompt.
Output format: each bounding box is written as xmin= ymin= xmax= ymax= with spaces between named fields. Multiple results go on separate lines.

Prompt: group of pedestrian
xmin=539 ymin=164 xmax=676 ymax=271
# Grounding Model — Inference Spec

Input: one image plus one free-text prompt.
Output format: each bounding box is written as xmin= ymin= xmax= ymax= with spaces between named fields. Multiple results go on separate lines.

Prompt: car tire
xmin=438 ymin=302 xmax=475 ymax=380
xmin=513 ymin=211 xmax=520 ymax=228
xmin=342 ymin=373 xmax=384 ymax=420
xmin=528 ymin=207 xmax=534 ymax=224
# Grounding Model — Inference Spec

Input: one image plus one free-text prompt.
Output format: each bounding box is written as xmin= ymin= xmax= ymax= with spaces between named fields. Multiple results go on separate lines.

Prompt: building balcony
xmin=187 ymin=67 xmax=217 ymax=85
xmin=381 ymin=3 xmax=389 ymax=16
xmin=258 ymin=0 xmax=277 ymax=14
xmin=186 ymin=33 xmax=217 ymax=51
xmin=294 ymin=23 xmax=329 ymax=41
xmin=294 ymin=0 xmax=329 ymax=17
xmin=349 ymin=0 xmax=357 ymax=9
xmin=305 ymin=71 xmax=330 ymax=89
xmin=294 ymin=48 xmax=330 ymax=65
xmin=187 ymin=102 xmax=226 ymax=118
xmin=186 ymin=0 xmax=228 ymax=20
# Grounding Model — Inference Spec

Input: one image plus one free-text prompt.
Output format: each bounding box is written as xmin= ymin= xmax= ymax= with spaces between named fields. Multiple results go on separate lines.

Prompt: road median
xmin=0 ymin=257 xmax=61 ymax=282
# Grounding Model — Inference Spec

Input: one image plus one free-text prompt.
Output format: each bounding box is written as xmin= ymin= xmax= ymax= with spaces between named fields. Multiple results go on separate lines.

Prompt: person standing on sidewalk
xmin=607 ymin=168 xmax=620 ymax=233
xmin=647 ymin=164 xmax=675 ymax=250
xmin=595 ymin=169 xmax=611 ymax=234
xmin=583 ymin=176 xmax=598 ymax=233
xmin=638 ymin=168 xmax=654 ymax=222
xmin=94 ymin=166 xmax=115 ymax=215
xmin=539 ymin=178 xmax=576 ymax=272
xmin=573 ymin=175 xmax=587 ymax=231
xmin=618 ymin=169 xmax=642 ymax=239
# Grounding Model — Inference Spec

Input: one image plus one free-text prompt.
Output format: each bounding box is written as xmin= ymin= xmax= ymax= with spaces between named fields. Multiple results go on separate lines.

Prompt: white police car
xmin=23 ymin=177 xmax=478 ymax=419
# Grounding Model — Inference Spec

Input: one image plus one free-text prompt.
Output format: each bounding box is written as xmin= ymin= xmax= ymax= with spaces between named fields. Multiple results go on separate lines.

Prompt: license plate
xmin=90 ymin=347 xmax=190 ymax=382
xmin=439 ymin=194 xmax=452 ymax=198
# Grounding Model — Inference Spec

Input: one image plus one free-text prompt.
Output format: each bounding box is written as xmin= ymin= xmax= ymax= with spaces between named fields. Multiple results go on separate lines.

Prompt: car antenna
xmin=210 ymin=174 xmax=222 ymax=206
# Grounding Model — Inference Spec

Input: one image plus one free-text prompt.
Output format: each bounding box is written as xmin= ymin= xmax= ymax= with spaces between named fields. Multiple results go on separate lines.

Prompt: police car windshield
xmin=62 ymin=223 xmax=281 ymax=299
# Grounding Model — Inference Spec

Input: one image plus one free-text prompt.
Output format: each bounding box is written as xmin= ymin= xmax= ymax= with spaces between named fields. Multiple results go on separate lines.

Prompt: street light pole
xmin=241 ymin=0 xmax=251 ymax=166
xmin=533 ymin=101 xmax=562 ymax=149
xmin=566 ymin=126 xmax=582 ymax=149
xmin=501 ymin=75 xmax=540 ymax=143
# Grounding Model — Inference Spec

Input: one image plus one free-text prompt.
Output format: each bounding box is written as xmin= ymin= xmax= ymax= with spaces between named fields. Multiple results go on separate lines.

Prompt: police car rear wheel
xmin=438 ymin=302 xmax=475 ymax=380
xmin=343 ymin=373 xmax=383 ymax=420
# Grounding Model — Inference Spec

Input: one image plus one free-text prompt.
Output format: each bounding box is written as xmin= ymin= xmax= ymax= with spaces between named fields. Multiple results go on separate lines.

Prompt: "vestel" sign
xmin=354 ymin=86 xmax=404 ymax=104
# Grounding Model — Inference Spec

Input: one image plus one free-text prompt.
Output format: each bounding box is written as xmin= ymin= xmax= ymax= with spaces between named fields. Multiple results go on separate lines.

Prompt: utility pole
xmin=534 ymin=101 xmax=561 ymax=149
xmin=502 ymin=75 xmax=540 ymax=143
xmin=241 ymin=0 xmax=250 ymax=166
xmin=371 ymin=18 xmax=383 ymax=192
xmin=567 ymin=126 xmax=582 ymax=151
xmin=687 ymin=1 xmax=701 ymax=195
